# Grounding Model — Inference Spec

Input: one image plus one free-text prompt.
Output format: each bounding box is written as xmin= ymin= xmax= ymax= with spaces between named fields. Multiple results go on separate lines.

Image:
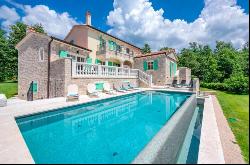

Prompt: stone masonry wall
xmin=18 ymin=33 xmax=50 ymax=100
xmin=50 ymin=40 xmax=88 ymax=62
xmin=49 ymin=58 xmax=67 ymax=98
xmin=134 ymin=54 xmax=167 ymax=86
xmin=178 ymin=67 xmax=191 ymax=84
xmin=50 ymin=58 xmax=139 ymax=96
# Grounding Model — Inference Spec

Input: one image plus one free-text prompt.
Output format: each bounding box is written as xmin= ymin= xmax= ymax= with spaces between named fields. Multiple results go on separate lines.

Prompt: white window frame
xmin=38 ymin=47 xmax=44 ymax=62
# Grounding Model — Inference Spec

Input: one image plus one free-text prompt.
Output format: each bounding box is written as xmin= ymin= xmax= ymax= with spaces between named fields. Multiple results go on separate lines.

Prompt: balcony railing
xmin=72 ymin=62 xmax=138 ymax=78
xmin=96 ymin=45 xmax=134 ymax=58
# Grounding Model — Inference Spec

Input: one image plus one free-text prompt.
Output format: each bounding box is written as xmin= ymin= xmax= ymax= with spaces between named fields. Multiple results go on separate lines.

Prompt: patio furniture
xmin=122 ymin=82 xmax=134 ymax=91
xmin=66 ymin=84 xmax=79 ymax=102
xmin=103 ymin=82 xmax=116 ymax=95
xmin=171 ymin=80 xmax=179 ymax=87
xmin=87 ymin=83 xmax=100 ymax=97
xmin=0 ymin=94 xmax=7 ymax=107
xmin=128 ymin=82 xmax=139 ymax=90
xmin=113 ymin=83 xmax=126 ymax=93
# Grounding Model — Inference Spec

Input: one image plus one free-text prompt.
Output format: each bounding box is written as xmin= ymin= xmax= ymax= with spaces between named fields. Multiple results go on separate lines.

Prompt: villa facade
xmin=16 ymin=12 xmax=191 ymax=101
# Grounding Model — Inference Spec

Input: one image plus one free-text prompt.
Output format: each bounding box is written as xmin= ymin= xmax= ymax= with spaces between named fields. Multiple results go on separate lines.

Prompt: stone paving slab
xmin=198 ymin=96 xmax=225 ymax=164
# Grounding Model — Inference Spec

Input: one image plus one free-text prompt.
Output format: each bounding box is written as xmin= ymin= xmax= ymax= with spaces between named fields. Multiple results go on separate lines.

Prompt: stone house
xmin=64 ymin=11 xmax=141 ymax=68
xmin=134 ymin=50 xmax=190 ymax=86
xmin=16 ymin=30 xmax=91 ymax=100
xmin=16 ymin=12 xmax=191 ymax=101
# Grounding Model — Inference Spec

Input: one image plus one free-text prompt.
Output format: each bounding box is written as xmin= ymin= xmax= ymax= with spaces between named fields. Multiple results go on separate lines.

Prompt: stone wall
xmin=134 ymin=54 xmax=167 ymax=86
xmin=69 ymin=77 xmax=138 ymax=95
xmin=18 ymin=33 xmax=50 ymax=100
xmin=50 ymin=40 xmax=89 ymax=62
xmin=49 ymin=58 xmax=67 ymax=98
xmin=49 ymin=58 xmax=139 ymax=96
xmin=178 ymin=67 xmax=191 ymax=84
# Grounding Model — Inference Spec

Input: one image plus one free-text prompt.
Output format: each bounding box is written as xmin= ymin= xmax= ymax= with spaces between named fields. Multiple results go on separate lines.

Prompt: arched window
xmin=39 ymin=47 xmax=44 ymax=61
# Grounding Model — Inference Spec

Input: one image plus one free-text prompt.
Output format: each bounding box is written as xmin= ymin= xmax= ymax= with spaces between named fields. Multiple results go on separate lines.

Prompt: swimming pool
xmin=16 ymin=91 xmax=192 ymax=164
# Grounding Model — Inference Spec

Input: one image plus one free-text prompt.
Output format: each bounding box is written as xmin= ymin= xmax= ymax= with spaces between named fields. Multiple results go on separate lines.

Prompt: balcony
xmin=72 ymin=62 xmax=139 ymax=78
xmin=96 ymin=45 xmax=134 ymax=62
xmin=72 ymin=62 xmax=152 ymax=86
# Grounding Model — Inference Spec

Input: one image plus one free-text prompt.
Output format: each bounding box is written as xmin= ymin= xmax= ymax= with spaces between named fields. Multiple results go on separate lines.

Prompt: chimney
xmin=86 ymin=11 xmax=91 ymax=26
xmin=26 ymin=26 xmax=36 ymax=35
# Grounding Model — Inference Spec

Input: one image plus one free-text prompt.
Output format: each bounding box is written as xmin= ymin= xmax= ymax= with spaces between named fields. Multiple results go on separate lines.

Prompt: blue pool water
xmin=16 ymin=91 xmax=191 ymax=164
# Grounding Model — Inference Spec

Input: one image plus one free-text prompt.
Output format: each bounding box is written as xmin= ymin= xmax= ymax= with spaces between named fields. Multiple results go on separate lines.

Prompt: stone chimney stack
xmin=26 ymin=26 xmax=36 ymax=35
xmin=86 ymin=11 xmax=91 ymax=26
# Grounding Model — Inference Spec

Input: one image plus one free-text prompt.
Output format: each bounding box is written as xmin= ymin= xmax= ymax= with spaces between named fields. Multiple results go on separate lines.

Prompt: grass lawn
xmin=201 ymin=88 xmax=249 ymax=163
xmin=0 ymin=81 xmax=18 ymax=98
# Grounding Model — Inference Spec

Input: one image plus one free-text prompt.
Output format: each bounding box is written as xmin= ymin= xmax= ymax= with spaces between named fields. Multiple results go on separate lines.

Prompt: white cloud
xmin=22 ymin=5 xmax=80 ymax=38
xmin=107 ymin=0 xmax=249 ymax=50
xmin=0 ymin=2 xmax=80 ymax=38
xmin=0 ymin=5 xmax=20 ymax=31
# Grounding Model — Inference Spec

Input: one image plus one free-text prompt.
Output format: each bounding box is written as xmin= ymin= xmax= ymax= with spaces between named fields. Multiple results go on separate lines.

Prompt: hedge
xmin=201 ymin=75 xmax=249 ymax=94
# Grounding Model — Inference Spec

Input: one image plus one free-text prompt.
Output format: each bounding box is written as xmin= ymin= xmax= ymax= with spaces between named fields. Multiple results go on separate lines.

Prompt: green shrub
xmin=201 ymin=75 xmax=249 ymax=94
xmin=200 ymin=82 xmax=228 ymax=91
xmin=224 ymin=75 xmax=249 ymax=94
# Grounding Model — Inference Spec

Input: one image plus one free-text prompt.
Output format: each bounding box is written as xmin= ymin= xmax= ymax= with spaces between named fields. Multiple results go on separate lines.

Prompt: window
xmin=39 ymin=47 xmax=44 ymax=61
xmin=116 ymin=45 xmax=121 ymax=52
xmin=147 ymin=61 xmax=154 ymax=70
xmin=126 ymin=48 xmax=130 ymax=54
xmin=77 ymin=56 xmax=85 ymax=62
xmin=67 ymin=54 xmax=76 ymax=61
xmin=144 ymin=59 xmax=159 ymax=71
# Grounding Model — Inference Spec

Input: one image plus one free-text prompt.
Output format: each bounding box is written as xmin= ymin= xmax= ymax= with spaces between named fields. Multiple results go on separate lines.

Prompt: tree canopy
xmin=178 ymin=41 xmax=249 ymax=93
xmin=0 ymin=22 xmax=46 ymax=81
xmin=141 ymin=43 xmax=151 ymax=54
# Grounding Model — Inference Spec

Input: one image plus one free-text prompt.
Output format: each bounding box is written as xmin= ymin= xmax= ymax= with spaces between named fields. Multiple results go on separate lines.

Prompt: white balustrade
xmin=138 ymin=70 xmax=152 ymax=87
xmin=72 ymin=62 xmax=139 ymax=78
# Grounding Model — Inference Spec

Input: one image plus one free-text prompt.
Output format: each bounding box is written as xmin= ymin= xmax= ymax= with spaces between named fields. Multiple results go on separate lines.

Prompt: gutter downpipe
xmin=47 ymin=38 xmax=53 ymax=98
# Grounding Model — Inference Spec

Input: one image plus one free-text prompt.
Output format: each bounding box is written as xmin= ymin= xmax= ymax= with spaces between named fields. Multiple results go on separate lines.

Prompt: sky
xmin=0 ymin=0 xmax=249 ymax=51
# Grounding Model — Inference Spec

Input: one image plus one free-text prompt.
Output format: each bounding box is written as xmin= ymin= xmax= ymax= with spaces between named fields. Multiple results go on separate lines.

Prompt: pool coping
xmin=0 ymin=88 xmax=194 ymax=164
xmin=197 ymin=95 xmax=225 ymax=164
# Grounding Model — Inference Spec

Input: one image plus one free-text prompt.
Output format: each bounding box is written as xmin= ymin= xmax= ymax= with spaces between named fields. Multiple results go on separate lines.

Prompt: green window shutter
xmin=143 ymin=61 xmax=148 ymax=71
xmin=114 ymin=42 xmax=117 ymax=51
xmin=153 ymin=59 xmax=159 ymax=70
xmin=95 ymin=59 xmax=101 ymax=64
xmin=95 ymin=83 xmax=104 ymax=90
xmin=108 ymin=40 xmax=112 ymax=50
xmin=87 ymin=57 xmax=92 ymax=64
xmin=170 ymin=62 xmax=172 ymax=77
xmin=108 ymin=61 xmax=113 ymax=66
xmin=174 ymin=63 xmax=177 ymax=75
xmin=59 ymin=50 xmax=68 ymax=58
xmin=32 ymin=81 xmax=38 ymax=93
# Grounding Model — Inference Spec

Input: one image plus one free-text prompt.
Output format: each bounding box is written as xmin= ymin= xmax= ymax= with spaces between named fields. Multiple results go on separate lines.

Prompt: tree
xmin=4 ymin=22 xmax=46 ymax=80
xmin=32 ymin=23 xmax=46 ymax=34
xmin=159 ymin=47 xmax=172 ymax=51
xmin=0 ymin=29 xmax=10 ymax=81
xmin=141 ymin=43 xmax=151 ymax=54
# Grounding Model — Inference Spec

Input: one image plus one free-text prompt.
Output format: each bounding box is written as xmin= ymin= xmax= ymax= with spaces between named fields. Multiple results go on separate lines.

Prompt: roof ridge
xmin=71 ymin=24 xmax=141 ymax=50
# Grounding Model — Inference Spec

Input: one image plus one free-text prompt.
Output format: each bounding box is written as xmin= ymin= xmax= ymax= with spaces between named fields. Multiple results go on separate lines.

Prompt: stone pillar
xmin=192 ymin=78 xmax=200 ymax=95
